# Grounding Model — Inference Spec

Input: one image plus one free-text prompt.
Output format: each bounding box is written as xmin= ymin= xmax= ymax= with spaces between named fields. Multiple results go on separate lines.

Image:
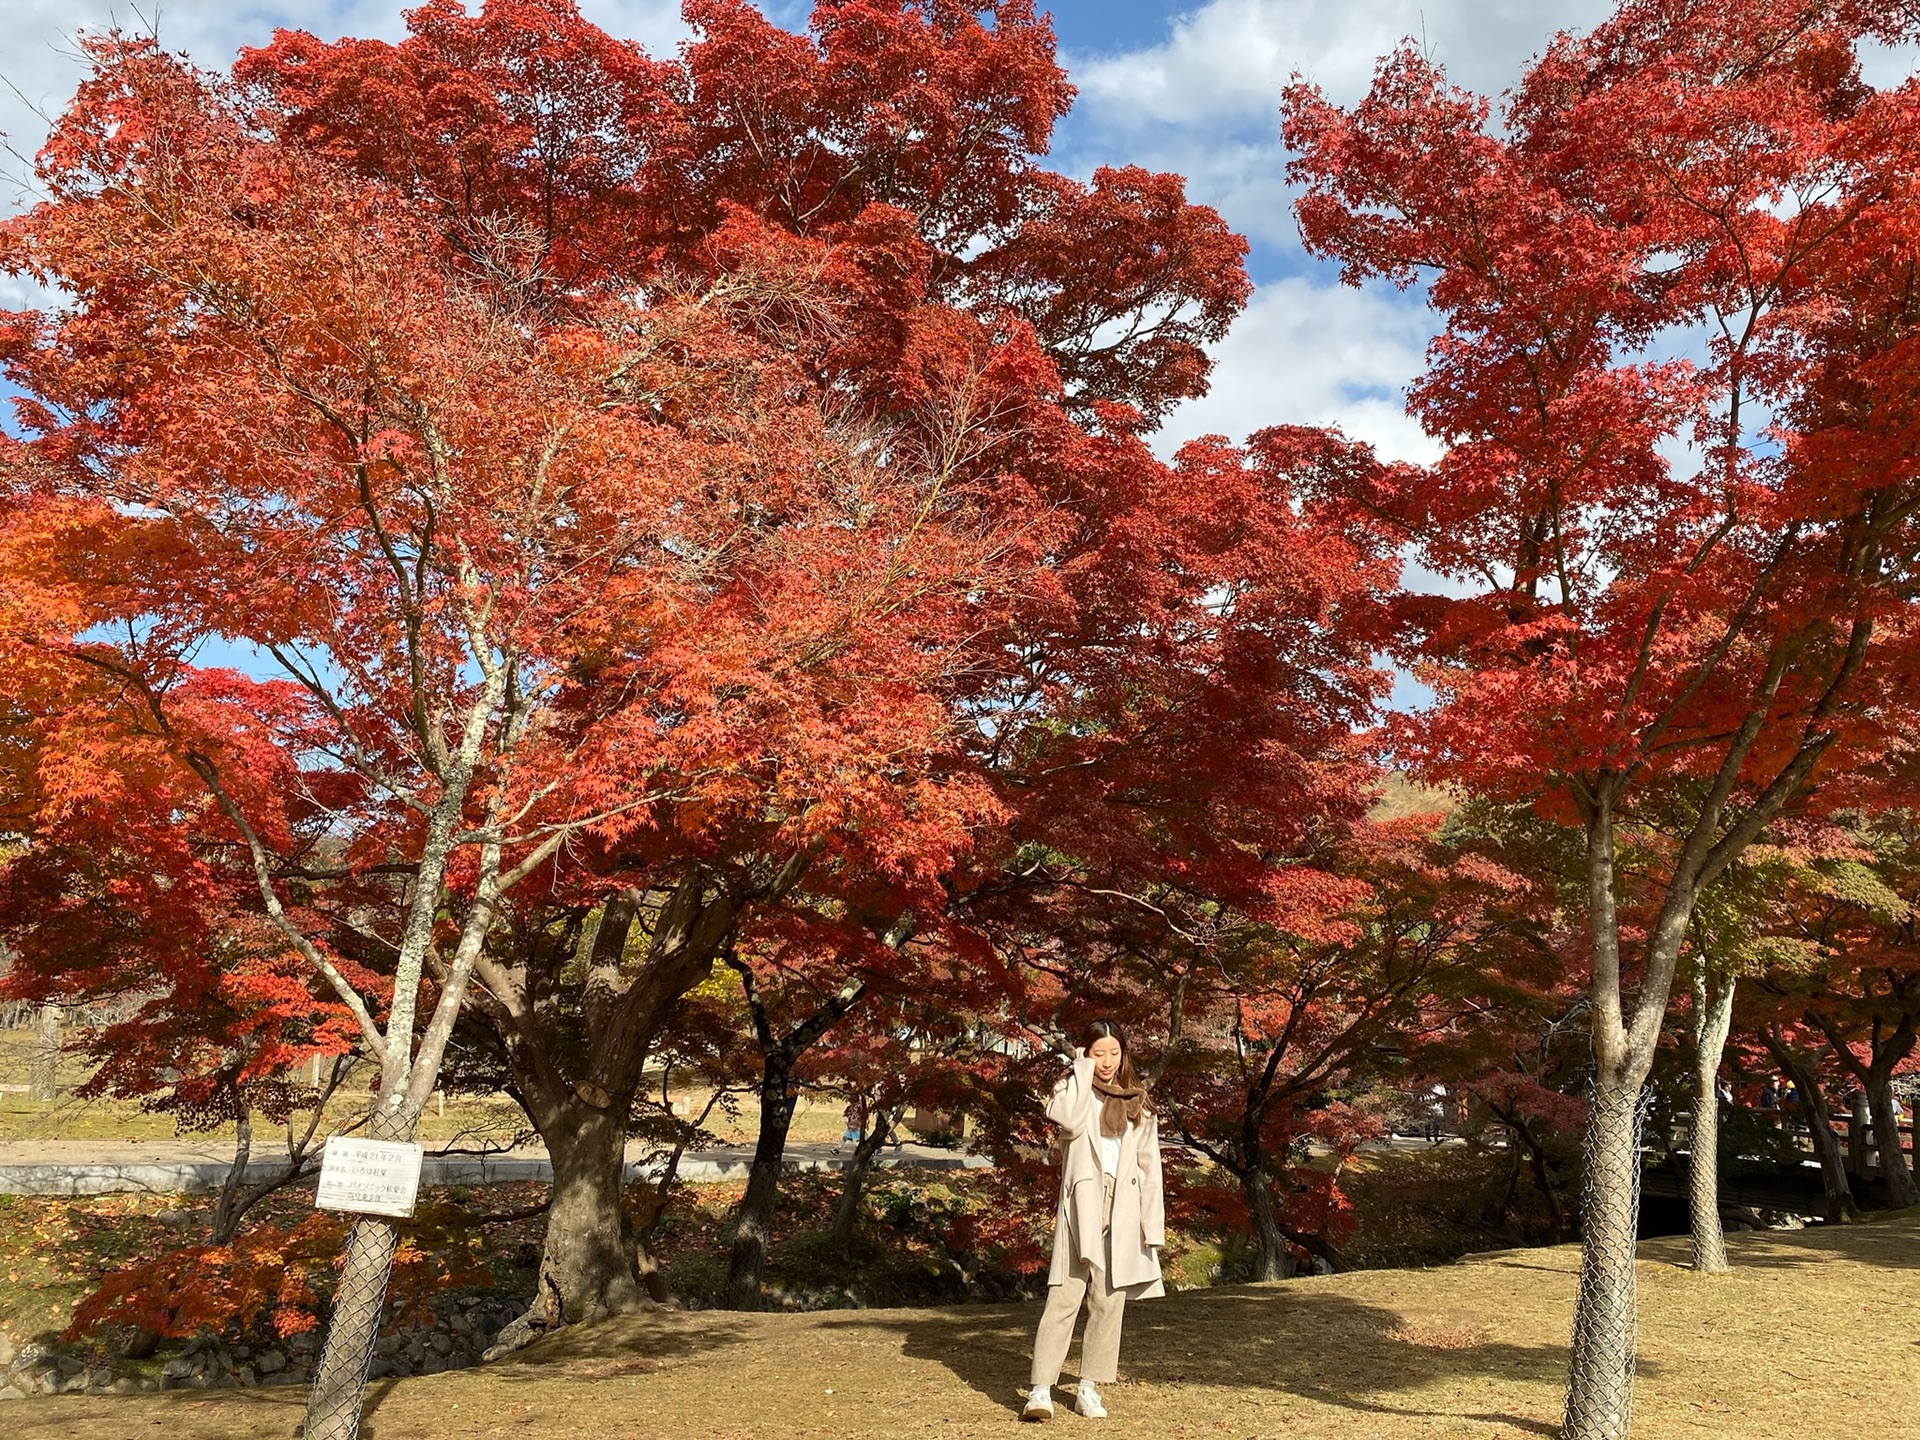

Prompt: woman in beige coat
xmin=1023 ymin=1020 xmax=1165 ymax=1421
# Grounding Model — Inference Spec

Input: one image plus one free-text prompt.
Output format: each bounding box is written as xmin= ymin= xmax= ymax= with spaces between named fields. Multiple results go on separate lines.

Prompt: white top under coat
xmin=1098 ymin=1130 xmax=1122 ymax=1178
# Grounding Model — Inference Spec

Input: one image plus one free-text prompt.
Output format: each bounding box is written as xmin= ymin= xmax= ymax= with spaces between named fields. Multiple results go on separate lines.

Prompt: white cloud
xmin=1157 ymin=276 xmax=1439 ymax=465
xmin=1858 ymin=38 xmax=1920 ymax=90
xmin=1065 ymin=127 xmax=1300 ymax=249
xmin=575 ymin=0 xmax=688 ymax=52
xmin=1071 ymin=0 xmax=1617 ymax=130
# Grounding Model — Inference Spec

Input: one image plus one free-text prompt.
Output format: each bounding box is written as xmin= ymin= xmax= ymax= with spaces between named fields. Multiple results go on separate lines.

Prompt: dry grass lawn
xmin=14 ymin=1213 xmax=1919 ymax=1440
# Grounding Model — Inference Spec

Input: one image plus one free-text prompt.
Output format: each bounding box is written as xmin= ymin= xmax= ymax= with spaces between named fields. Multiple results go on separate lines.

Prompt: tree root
xmin=480 ymin=1293 xmax=674 ymax=1363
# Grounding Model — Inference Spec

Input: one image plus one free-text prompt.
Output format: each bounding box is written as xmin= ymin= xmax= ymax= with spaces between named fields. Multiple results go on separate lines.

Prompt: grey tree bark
xmin=1846 ymin=1089 xmax=1869 ymax=1181
xmin=304 ymin=1105 xmax=418 ymax=1439
xmin=1563 ymin=799 xmax=1673 ymax=1440
xmin=1561 ymin=608 xmax=1859 ymax=1440
xmin=291 ymin=645 xmax=561 ymax=1440
xmin=27 ymin=1003 xmax=60 ymax=1103
xmin=830 ymin=1103 xmax=903 ymax=1252
xmin=1566 ymin=1079 xmax=1644 ymax=1440
xmin=1767 ymin=1035 xmax=1858 ymax=1223
xmin=1687 ymin=967 xmax=1735 ymax=1275
xmin=536 ymin=1099 xmax=653 ymax=1320
xmin=1864 ymin=1073 xmax=1918 ymax=1206
xmin=1815 ymin=1004 xmax=1920 ymax=1208
xmin=1241 ymin=1155 xmax=1297 ymax=1282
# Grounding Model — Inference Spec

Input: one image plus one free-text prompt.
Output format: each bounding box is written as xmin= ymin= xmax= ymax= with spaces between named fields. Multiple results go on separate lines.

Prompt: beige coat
xmin=1045 ymin=1054 xmax=1166 ymax=1297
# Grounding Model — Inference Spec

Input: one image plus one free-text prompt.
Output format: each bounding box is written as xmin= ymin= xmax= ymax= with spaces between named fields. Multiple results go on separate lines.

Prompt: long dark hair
xmin=1080 ymin=1019 xmax=1147 ymax=1098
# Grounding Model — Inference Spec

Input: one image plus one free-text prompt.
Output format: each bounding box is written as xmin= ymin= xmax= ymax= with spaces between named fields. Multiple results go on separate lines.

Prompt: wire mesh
xmin=1561 ymin=1081 xmax=1653 ymax=1440
xmin=303 ymin=1216 xmax=400 ymax=1440
xmin=301 ymin=1098 xmax=430 ymax=1439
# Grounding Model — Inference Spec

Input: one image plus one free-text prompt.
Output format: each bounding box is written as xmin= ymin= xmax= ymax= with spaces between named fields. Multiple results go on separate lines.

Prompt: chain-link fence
xmin=305 ymin=1221 xmax=399 ymax=1440
xmin=1562 ymin=1081 xmax=1653 ymax=1440
xmin=304 ymin=1216 xmax=401 ymax=1440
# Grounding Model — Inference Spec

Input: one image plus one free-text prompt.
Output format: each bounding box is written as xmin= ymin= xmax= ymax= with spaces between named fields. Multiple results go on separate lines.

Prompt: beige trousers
xmin=1030 ymin=1174 xmax=1126 ymax=1387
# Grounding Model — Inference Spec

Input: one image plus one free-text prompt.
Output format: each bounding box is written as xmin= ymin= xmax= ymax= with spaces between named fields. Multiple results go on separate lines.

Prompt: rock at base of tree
xmin=480 ymin=1295 xmax=657 ymax=1364
xmin=1719 ymin=1206 xmax=1766 ymax=1233
xmin=481 ymin=1313 xmax=544 ymax=1363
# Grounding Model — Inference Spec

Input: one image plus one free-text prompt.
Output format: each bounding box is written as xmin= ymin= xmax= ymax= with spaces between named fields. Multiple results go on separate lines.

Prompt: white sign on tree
xmin=314 ymin=1137 xmax=426 ymax=1219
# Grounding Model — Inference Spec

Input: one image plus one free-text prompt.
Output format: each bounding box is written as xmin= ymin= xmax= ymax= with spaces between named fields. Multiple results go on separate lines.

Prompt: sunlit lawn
xmin=12 ymin=1212 xmax=1916 ymax=1439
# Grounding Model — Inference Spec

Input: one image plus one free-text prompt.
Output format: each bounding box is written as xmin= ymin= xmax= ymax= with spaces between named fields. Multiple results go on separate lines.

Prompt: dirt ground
xmin=13 ymin=1212 xmax=1918 ymax=1440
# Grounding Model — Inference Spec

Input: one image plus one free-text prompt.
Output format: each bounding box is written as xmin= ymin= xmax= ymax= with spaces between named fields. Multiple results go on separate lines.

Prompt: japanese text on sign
xmin=314 ymin=1137 xmax=425 ymax=1219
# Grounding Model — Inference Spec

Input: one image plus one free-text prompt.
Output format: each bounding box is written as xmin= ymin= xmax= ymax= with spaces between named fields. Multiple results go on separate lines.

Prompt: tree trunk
xmin=27 ymin=1003 xmax=60 ymax=1102
xmin=1770 ymin=1041 xmax=1856 ymax=1223
xmin=1496 ymin=1137 xmax=1526 ymax=1238
xmin=1804 ymin=1089 xmax=1857 ymax=1222
xmin=1865 ymin=1073 xmax=1919 ymax=1207
xmin=1563 ymin=1076 xmax=1644 ymax=1440
xmin=478 ymin=878 xmax=752 ymax=1339
xmin=306 ymin=1105 xmax=418 ymax=1440
xmin=1688 ymin=969 xmax=1735 ymax=1275
xmin=527 ymin=1095 xmax=666 ymax=1325
xmin=726 ymin=1061 xmax=797 ymax=1310
xmin=718 ymin=951 xmax=872 ymax=1311
xmin=1846 ymin=1089 xmax=1869 ymax=1181
xmin=213 ymin=1107 xmax=253 ymax=1246
xmin=830 ymin=1105 xmax=899 ymax=1252
xmin=1241 ymin=1155 xmax=1295 ymax=1282
xmin=307 ymin=1215 xmax=398 ymax=1438
xmin=1517 ymin=1119 xmax=1567 ymax=1244
xmin=486 ymin=985 xmax=677 ymax=1351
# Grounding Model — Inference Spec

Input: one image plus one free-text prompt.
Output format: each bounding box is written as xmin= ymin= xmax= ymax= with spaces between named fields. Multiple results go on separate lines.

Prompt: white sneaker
xmin=1074 ymin=1382 xmax=1106 ymax=1419
xmin=1021 ymin=1385 xmax=1054 ymax=1421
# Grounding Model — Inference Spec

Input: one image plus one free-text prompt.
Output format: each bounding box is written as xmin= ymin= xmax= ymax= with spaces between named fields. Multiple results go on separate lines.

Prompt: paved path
xmin=0 ymin=1130 xmax=1464 ymax=1198
xmin=0 ymin=1137 xmax=987 ymax=1197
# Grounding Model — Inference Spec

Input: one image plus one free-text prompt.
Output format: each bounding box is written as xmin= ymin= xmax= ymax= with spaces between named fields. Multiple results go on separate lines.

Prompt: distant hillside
xmin=1371 ymin=773 xmax=1458 ymax=821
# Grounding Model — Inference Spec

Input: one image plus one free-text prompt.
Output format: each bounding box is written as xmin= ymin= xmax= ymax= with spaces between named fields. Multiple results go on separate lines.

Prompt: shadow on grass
xmin=1643 ymin=1210 xmax=1920 ymax=1274
xmin=828 ymin=1285 xmax=1579 ymax=1436
xmin=473 ymin=1306 xmax=758 ymax=1377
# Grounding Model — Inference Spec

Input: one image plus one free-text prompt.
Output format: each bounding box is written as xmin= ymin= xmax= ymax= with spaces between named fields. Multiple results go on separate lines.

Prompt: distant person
xmin=837 ymin=1094 xmax=867 ymax=1152
xmin=1024 ymin=1020 xmax=1166 ymax=1422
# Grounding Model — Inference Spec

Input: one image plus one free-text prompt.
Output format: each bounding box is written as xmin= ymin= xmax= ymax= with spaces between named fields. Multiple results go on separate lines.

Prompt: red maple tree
xmin=201 ymin=0 xmax=1286 ymax=1337
xmin=0 ymin=16 xmax=1044 ymax=1428
xmin=1284 ymin=3 xmax=1920 ymax=1433
xmin=0 ymin=0 xmax=1277 ymax=1397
